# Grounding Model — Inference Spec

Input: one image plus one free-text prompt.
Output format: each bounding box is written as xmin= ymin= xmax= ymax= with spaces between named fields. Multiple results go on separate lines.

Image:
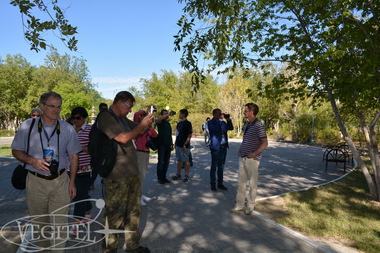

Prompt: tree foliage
xmin=10 ymin=0 xmax=77 ymax=52
xmin=175 ymin=0 xmax=380 ymax=201
xmin=0 ymin=48 xmax=101 ymax=130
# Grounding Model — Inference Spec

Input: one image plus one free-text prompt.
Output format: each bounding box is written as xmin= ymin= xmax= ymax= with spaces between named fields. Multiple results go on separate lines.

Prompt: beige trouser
xmin=235 ymin=158 xmax=260 ymax=210
xmin=136 ymin=151 xmax=150 ymax=192
xmin=26 ymin=171 xmax=70 ymax=253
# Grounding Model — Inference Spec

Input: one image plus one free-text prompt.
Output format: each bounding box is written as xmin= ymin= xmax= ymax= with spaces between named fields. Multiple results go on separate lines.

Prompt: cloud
xmin=91 ymin=76 xmax=148 ymax=99
xmin=92 ymin=76 xmax=145 ymax=85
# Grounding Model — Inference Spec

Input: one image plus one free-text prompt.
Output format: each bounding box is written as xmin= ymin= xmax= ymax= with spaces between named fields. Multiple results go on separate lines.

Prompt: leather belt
xmin=29 ymin=168 xmax=66 ymax=180
xmin=137 ymin=150 xmax=150 ymax=153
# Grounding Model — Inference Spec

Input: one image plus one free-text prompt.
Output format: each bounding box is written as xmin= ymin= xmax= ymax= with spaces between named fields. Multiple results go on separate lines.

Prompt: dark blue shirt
xmin=208 ymin=118 xmax=233 ymax=151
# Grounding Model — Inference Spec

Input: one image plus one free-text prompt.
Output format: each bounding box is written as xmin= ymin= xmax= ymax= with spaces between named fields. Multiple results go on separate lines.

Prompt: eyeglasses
xmin=123 ymin=101 xmax=133 ymax=109
xmin=72 ymin=116 xmax=82 ymax=120
xmin=44 ymin=103 xmax=62 ymax=110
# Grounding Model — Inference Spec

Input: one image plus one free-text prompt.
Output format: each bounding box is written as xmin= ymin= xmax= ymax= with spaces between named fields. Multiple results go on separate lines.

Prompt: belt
xmin=137 ymin=150 xmax=150 ymax=153
xmin=29 ymin=168 xmax=66 ymax=180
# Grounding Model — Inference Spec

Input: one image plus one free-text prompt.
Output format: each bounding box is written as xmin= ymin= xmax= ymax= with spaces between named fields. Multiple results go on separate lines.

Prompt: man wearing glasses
xmin=231 ymin=103 xmax=268 ymax=215
xmin=97 ymin=91 xmax=153 ymax=253
xmin=12 ymin=91 xmax=82 ymax=252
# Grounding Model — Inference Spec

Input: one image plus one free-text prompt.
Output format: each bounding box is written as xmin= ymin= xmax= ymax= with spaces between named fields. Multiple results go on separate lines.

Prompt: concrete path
xmin=0 ymin=138 xmax=351 ymax=252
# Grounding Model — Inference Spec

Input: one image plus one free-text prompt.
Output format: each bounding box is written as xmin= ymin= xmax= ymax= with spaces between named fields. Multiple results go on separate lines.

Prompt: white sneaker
xmin=141 ymin=198 xmax=147 ymax=206
xmin=142 ymin=195 xmax=152 ymax=201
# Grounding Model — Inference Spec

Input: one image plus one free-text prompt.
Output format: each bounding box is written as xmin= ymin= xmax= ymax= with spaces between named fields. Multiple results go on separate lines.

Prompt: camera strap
xmin=38 ymin=118 xmax=60 ymax=163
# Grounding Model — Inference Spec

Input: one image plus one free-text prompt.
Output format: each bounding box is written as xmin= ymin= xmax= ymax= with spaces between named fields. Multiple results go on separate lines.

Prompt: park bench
xmin=323 ymin=144 xmax=352 ymax=173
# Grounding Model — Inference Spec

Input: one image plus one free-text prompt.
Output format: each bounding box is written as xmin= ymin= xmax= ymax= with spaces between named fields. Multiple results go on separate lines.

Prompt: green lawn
xmin=0 ymin=145 xmax=12 ymax=157
xmin=272 ymin=169 xmax=380 ymax=253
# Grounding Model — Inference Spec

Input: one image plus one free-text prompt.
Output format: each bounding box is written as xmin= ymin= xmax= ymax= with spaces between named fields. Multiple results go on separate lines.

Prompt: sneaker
xmin=142 ymin=195 xmax=152 ymax=201
xmin=211 ymin=185 xmax=217 ymax=192
xmin=141 ymin=199 xmax=147 ymax=206
xmin=163 ymin=178 xmax=171 ymax=183
xmin=172 ymin=174 xmax=182 ymax=180
xmin=230 ymin=207 xmax=244 ymax=213
xmin=217 ymin=184 xmax=228 ymax=191
xmin=244 ymin=208 xmax=253 ymax=215
xmin=126 ymin=246 xmax=151 ymax=253
xmin=183 ymin=176 xmax=190 ymax=182
xmin=158 ymin=180 xmax=165 ymax=184
xmin=81 ymin=217 xmax=92 ymax=224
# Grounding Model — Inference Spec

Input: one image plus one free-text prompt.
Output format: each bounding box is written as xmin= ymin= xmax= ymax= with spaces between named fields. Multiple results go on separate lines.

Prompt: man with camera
xmin=12 ymin=91 xmax=82 ymax=251
xmin=133 ymin=106 xmax=158 ymax=206
xmin=207 ymin=108 xmax=234 ymax=191
xmin=98 ymin=91 xmax=153 ymax=253
xmin=155 ymin=109 xmax=175 ymax=184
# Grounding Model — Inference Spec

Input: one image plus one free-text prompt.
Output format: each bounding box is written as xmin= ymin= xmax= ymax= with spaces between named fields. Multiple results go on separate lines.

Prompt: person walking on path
xmin=11 ymin=91 xmax=82 ymax=252
xmin=202 ymin=117 xmax=210 ymax=146
xmin=231 ymin=103 xmax=268 ymax=215
xmin=208 ymin=108 xmax=233 ymax=191
xmin=156 ymin=109 xmax=174 ymax=184
xmin=97 ymin=91 xmax=153 ymax=253
xmin=172 ymin=109 xmax=193 ymax=183
xmin=133 ymin=107 xmax=158 ymax=206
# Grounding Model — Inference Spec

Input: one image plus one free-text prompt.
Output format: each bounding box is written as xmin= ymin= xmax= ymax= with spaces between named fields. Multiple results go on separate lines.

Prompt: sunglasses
xmin=72 ymin=116 xmax=82 ymax=120
xmin=31 ymin=114 xmax=40 ymax=117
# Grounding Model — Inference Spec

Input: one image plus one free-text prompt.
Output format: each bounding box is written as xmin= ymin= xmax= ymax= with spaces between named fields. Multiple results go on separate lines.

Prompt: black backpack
xmin=88 ymin=110 xmax=124 ymax=178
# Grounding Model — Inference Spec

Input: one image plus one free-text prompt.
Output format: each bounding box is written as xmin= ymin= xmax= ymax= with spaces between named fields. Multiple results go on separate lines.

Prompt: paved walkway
xmin=0 ymin=138 xmax=352 ymax=252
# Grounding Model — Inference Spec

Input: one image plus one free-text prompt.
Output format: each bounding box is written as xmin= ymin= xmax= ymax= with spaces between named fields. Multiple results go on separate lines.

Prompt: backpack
xmin=88 ymin=110 xmax=123 ymax=178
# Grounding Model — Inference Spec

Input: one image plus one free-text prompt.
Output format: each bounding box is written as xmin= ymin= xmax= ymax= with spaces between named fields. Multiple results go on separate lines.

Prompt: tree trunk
xmin=327 ymin=88 xmax=379 ymax=201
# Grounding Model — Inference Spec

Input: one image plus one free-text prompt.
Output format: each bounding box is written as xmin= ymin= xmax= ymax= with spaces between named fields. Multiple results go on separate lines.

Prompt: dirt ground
xmin=255 ymin=197 xmax=364 ymax=253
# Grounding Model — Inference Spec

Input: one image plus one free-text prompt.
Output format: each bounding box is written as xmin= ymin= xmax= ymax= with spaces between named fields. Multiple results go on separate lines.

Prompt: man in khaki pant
xmin=231 ymin=103 xmax=268 ymax=215
xmin=12 ymin=92 xmax=81 ymax=252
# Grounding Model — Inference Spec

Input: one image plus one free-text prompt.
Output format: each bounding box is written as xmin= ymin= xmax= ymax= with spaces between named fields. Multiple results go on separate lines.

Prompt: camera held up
xmin=222 ymin=113 xmax=230 ymax=119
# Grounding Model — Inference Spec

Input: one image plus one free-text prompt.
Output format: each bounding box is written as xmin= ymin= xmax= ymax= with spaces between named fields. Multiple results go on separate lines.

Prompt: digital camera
xmin=48 ymin=160 xmax=59 ymax=175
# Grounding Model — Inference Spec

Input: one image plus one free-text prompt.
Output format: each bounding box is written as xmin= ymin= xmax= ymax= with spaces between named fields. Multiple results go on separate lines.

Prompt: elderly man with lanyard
xmin=12 ymin=91 xmax=82 ymax=252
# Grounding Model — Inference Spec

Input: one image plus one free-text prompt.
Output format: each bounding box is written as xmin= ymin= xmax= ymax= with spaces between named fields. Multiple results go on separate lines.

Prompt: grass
xmin=257 ymin=169 xmax=380 ymax=253
xmin=0 ymin=145 xmax=12 ymax=157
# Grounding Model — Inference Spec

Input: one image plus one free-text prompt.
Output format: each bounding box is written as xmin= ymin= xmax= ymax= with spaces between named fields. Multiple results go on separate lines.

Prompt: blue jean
xmin=210 ymin=144 xmax=227 ymax=186
xmin=157 ymin=145 xmax=171 ymax=181
xmin=72 ymin=173 xmax=95 ymax=220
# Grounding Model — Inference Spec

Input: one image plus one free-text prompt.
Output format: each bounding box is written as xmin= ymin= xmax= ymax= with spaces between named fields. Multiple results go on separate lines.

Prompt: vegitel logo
xmin=0 ymin=199 xmax=132 ymax=252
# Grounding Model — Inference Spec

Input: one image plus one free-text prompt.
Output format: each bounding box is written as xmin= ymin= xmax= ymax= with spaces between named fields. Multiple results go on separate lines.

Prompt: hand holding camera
xmin=48 ymin=160 xmax=59 ymax=175
xmin=222 ymin=113 xmax=230 ymax=120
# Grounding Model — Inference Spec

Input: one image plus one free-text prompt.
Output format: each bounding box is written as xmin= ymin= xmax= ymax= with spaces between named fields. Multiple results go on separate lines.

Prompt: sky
xmin=0 ymin=0 xmax=187 ymax=99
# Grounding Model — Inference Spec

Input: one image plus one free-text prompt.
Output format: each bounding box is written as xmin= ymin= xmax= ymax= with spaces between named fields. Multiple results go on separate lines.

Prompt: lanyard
xmin=38 ymin=118 xmax=60 ymax=161
xmin=43 ymin=126 xmax=57 ymax=147
xmin=110 ymin=108 xmax=130 ymax=131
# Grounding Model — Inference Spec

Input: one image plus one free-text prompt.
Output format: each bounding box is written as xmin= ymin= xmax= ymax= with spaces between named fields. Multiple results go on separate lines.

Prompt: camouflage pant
xmin=102 ymin=175 xmax=141 ymax=251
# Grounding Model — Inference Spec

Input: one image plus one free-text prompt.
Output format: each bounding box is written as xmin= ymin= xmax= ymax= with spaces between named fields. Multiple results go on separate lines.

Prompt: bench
xmin=323 ymin=146 xmax=350 ymax=173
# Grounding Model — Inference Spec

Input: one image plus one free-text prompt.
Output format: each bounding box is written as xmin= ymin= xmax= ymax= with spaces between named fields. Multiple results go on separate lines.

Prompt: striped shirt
xmin=239 ymin=119 xmax=267 ymax=161
xmin=76 ymin=122 xmax=92 ymax=168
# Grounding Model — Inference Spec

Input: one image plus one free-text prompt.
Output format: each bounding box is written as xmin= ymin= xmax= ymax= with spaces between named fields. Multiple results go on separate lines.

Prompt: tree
xmin=219 ymin=70 xmax=250 ymax=136
xmin=0 ymin=50 xmax=101 ymax=128
xmin=175 ymin=0 xmax=380 ymax=201
xmin=0 ymin=54 xmax=36 ymax=129
xmin=10 ymin=0 xmax=77 ymax=52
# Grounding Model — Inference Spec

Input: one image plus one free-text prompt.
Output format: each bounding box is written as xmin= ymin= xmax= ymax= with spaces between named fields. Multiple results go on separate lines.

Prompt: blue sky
xmin=0 ymin=0 xmax=186 ymax=99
